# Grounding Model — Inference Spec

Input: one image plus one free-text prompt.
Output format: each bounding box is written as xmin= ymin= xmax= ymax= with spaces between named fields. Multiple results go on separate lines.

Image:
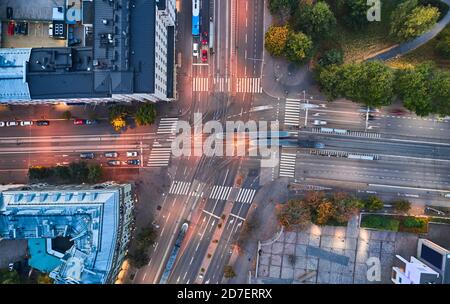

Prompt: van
xmin=193 ymin=43 xmax=199 ymax=57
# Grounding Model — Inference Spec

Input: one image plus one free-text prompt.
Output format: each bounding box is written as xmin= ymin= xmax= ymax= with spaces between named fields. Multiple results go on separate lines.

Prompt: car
xmin=74 ymin=119 xmax=85 ymax=125
xmin=107 ymin=160 xmax=121 ymax=166
xmin=201 ymin=32 xmax=208 ymax=45
xmin=8 ymin=262 xmax=14 ymax=272
xmin=104 ymin=152 xmax=118 ymax=158
xmin=193 ymin=43 xmax=199 ymax=58
xmin=358 ymin=107 xmax=379 ymax=113
xmin=36 ymin=120 xmax=50 ymax=126
xmin=6 ymin=121 xmax=18 ymax=127
xmin=0 ymin=122 xmax=5 ymax=127
xmin=80 ymin=152 xmax=95 ymax=159
xmin=7 ymin=21 xmax=14 ymax=36
xmin=48 ymin=23 xmax=53 ymax=37
xmin=85 ymin=119 xmax=98 ymax=125
xmin=20 ymin=121 xmax=33 ymax=126
xmin=201 ymin=49 xmax=208 ymax=62
xmin=126 ymin=151 xmax=138 ymax=157
xmin=361 ymin=113 xmax=376 ymax=120
xmin=127 ymin=159 xmax=140 ymax=165
xmin=313 ymin=120 xmax=327 ymax=126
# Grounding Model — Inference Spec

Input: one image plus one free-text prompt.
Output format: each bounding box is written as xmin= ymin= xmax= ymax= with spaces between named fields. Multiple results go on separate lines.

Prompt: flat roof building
xmin=0 ymin=0 xmax=176 ymax=104
xmin=0 ymin=182 xmax=134 ymax=284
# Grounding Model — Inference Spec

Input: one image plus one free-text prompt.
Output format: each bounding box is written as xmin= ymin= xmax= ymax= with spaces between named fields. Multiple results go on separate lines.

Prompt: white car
xmin=193 ymin=43 xmax=199 ymax=58
xmin=126 ymin=151 xmax=138 ymax=157
xmin=313 ymin=120 xmax=327 ymax=126
xmin=20 ymin=121 xmax=33 ymax=126
xmin=0 ymin=122 xmax=5 ymax=127
xmin=6 ymin=121 xmax=19 ymax=127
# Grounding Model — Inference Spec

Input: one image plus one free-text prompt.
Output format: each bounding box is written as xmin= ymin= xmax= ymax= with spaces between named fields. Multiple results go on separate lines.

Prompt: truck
xmin=159 ymin=222 xmax=189 ymax=284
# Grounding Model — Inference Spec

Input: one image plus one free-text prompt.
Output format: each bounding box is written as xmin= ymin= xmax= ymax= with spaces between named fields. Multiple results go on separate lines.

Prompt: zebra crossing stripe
xmin=235 ymin=188 xmax=256 ymax=204
xmin=279 ymin=152 xmax=296 ymax=178
xmin=147 ymin=146 xmax=172 ymax=167
xmin=284 ymin=101 xmax=301 ymax=126
xmin=157 ymin=118 xmax=178 ymax=135
xmin=210 ymin=185 xmax=232 ymax=201
xmin=193 ymin=78 xmax=209 ymax=92
xmin=236 ymin=78 xmax=262 ymax=93
xmin=169 ymin=181 xmax=191 ymax=195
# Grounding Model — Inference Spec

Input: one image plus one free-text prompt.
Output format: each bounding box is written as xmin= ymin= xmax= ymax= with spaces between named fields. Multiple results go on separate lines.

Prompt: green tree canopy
xmin=285 ymin=31 xmax=314 ymax=63
xmin=291 ymin=1 xmax=336 ymax=40
xmin=392 ymin=4 xmax=440 ymax=41
xmin=264 ymin=25 xmax=290 ymax=57
xmin=336 ymin=0 xmax=369 ymax=30
xmin=364 ymin=196 xmax=384 ymax=212
xmin=135 ymin=103 xmax=157 ymax=126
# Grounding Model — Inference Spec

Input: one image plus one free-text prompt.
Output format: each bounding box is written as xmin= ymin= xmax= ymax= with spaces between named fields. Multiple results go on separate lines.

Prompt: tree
xmin=277 ymin=200 xmax=311 ymax=230
xmin=364 ymin=196 xmax=384 ymax=212
xmin=28 ymin=166 xmax=53 ymax=180
xmin=316 ymin=62 xmax=396 ymax=107
xmin=393 ymin=5 xmax=440 ymax=41
xmin=264 ymin=25 xmax=290 ymax=57
xmin=285 ymin=31 xmax=313 ymax=63
xmin=332 ymin=192 xmax=364 ymax=223
xmin=435 ymin=31 xmax=450 ymax=58
xmin=390 ymin=0 xmax=420 ymax=39
xmin=393 ymin=200 xmax=412 ymax=213
xmin=291 ymin=1 xmax=336 ymax=40
xmin=62 ymin=110 xmax=72 ymax=120
xmin=268 ymin=0 xmax=296 ymax=15
xmin=395 ymin=63 xmax=434 ymax=116
xmin=316 ymin=201 xmax=336 ymax=225
xmin=37 ymin=273 xmax=53 ymax=284
xmin=87 ymin=164 xmax=103 ymax=184
xmin=137 ymin=226 xmax=157 ymax=249
xmin=109 ymin=105 xmax=130 ymax=131
xmin=429 ymin=69 xmax=450 ymax=116
xmin=135 ymin=103 xmax=157 ymax=126
xmin=128 ymin=247 xmax=149 ymax=268
xmin=337 ymin=0 xmax=369 ymax=30
xmin=317 ymin=48 xmax=344 ymax=67
xmin=223 ymin=265 xmax=236 ymax=278
xmin=0 ymin=269 xmax=20 ymax=284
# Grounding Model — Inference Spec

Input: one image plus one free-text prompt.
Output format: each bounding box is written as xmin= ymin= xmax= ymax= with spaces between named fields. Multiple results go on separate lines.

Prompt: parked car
xmin=36 ymin=120 xmax=50 ymax=126
xmin=7 ymin=21 xmax=14 ymax=36
xmin=201 ymin=49 xmax=208 ymax=62
xmin=6 ymin=121 xmax=19 ymax=127
xmin=104 ymin=152 xmax=118 ymax=158
xmin=20 ymin=121 xmax=33 ymax=126
xmin=126 ymin=151 xmax=138 ymax=157
xmin=193 ymin=43 xmax=199 ymax=58
xmin=80 ymin=152 xmax=95 ymax=159
xmin=313 ymin=120 xmax=327 ymax=126
xmin=0 ymin=122 xmax=5 ymax=127
xmin=74 ymin=119 xmax=85 ymax=125
xmin=390 ymin=108 xmax=406 ymax=116
xmin=85 ymin=119 xmax=98 ymax=125
xmin=107 ymin=160 xmax=121 ymax=166
xmin=127 ymin=159 xmax=140 ymax=165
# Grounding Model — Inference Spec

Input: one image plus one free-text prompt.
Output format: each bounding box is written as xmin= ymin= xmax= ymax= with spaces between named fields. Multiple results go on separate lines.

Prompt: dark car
xmin=80 ymin=152 xmax=95 ymax=159
xmin=6 ymin=7 xmax=13 ymax=20
xmin=390 ymin=108 xmax=406 ymax=116
xmin=127 ymin=159 xmax=140 ymax=165
xmin=201 ymin=32 xmax=208 ymax=45
xmin=36 ymin=120 xmax=50 ymax=126
xmin=15 ymin=22 xmax=28 ymax=35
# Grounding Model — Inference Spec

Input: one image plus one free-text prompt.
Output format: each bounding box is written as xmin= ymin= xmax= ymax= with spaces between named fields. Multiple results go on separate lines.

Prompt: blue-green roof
xmin=28 ymin=238 xmax=62 ymax=273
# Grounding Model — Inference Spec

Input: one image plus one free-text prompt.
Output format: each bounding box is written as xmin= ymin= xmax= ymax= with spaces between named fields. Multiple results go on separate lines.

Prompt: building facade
xmin=0 ymin=182 xmax=134 ymax=284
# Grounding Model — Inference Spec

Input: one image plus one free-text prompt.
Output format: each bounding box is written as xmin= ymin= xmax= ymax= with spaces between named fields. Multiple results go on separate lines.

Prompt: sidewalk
xmin=261 ymin=2 xmax=317 ymax=100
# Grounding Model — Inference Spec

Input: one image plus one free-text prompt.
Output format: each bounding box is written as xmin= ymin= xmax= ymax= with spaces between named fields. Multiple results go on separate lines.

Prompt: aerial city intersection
xmin=0 ymin=0 xmax=449 ymax=296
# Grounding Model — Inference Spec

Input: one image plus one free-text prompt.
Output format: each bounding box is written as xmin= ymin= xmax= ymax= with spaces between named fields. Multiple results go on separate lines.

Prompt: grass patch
xmin=361 ymin=214 xmax=430 ymax=233
xmin=386 ymin=25 xmax=450 ymax=70
xmin=361 ymin=214 xmax=400 ymax=231
xmin=330 ymin=0 xmax=402 ymax=63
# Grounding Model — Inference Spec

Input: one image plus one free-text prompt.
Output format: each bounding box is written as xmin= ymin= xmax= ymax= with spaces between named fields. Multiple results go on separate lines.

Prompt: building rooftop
xmin=0 ymin=183 xmax=133 ymax=284
xmin=0 ymin=48 xmax=31 ymax=101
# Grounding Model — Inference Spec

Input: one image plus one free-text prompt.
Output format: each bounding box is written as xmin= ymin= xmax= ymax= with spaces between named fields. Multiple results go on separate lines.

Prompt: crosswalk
xmin=193 ymin=77 xmax=209 ymax=92
xmin=311 ymin=127 xmax=381 ymax=138
xmin=284 ymin=100 xmax=301 ymax=126
xmin=147 ymin=118 xmax=178 ymax=167
xmin=236 ymin=78 xmax=262 ymax=93
xmin=147 ymin=142 xmax=172 ymax=167
xmin=214 ymin=77 xmax=230 ymax=92
xmin=168 ymin=181 xmax=191 ymax=196
xmin=167 ymin=180 xmax=256 ymax=204
xmin=234 ymin=188 xmax=256 ymax=204
xmin=209 ymin=185 xmax=233 ymax=201
xmin=279 ymin=152 xmax=296 ymax=178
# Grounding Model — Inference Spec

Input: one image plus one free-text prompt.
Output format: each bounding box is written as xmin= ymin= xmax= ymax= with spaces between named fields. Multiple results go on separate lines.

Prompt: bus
xmin=192 ymin=0 xmax=200 ymax=36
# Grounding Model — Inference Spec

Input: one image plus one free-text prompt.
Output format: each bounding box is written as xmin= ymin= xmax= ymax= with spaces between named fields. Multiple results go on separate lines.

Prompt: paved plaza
xmin=256 ymin=217 xmax=418 ymax=284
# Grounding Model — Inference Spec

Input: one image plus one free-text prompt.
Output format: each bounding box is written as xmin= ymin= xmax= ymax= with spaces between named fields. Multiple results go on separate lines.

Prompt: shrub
xmin=403 ymin=217 xmax=426 ymax=228
xmin=364 ymin=196 xmax=384 ymax=212
xmin=393 ymin=200 xmax=411 ymax=213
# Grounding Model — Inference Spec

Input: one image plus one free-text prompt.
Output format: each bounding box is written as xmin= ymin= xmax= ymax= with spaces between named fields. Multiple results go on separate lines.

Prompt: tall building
xmin=0 ymin=0 xmax=176 ymax=104
xmin=0 ymin=182 xmax=134 ymax=284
